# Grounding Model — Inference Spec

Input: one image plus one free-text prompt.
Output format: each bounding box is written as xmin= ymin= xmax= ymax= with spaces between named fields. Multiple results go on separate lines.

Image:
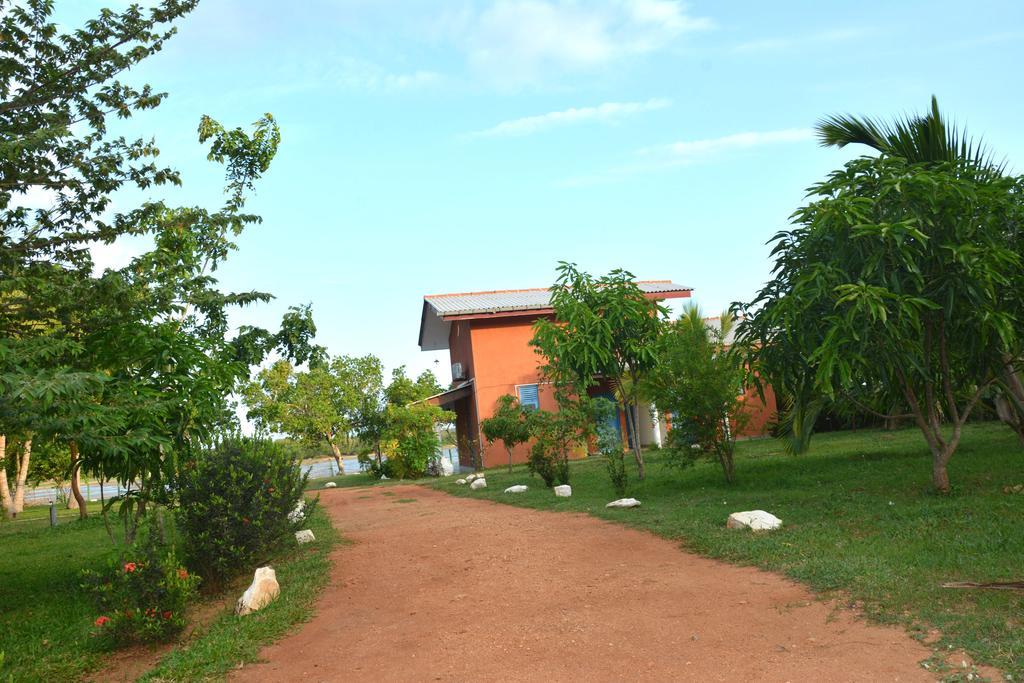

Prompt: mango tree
xmin=737 ymin=154 xmax=1024 ymax=492
xmin=531 ymin=263 xmax=666 ymax=480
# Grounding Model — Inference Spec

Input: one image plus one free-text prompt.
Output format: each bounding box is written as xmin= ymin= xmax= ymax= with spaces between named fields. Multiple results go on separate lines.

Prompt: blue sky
xmin=59 ymin=0 xmax=1024 ymax=385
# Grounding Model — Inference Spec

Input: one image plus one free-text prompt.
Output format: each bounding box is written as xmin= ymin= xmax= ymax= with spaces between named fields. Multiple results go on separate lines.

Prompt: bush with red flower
xmin=81 ymin=527 xmax=199 ymax=647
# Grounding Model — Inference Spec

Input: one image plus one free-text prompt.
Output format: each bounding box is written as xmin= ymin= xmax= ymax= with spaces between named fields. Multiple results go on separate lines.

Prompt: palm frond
xmin=816 ymin=95 xmax=1005 ymax=174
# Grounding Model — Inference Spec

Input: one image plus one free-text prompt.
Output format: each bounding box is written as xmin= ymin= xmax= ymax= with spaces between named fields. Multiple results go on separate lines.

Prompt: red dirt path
xmin=233 ymin=485 xmax=936 ymax=682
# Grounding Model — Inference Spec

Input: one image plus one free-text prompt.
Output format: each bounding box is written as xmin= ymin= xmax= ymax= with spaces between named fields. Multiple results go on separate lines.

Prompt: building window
xmin=517 ymin=384 xmax=540 ymax=411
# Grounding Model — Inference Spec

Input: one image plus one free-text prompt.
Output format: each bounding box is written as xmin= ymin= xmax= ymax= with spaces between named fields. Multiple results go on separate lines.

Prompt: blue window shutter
xmin=517 ymin=384 xmax=540 ymax=410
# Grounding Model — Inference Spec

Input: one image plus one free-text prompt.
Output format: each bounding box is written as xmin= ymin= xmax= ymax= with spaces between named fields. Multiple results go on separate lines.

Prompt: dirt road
xmin=233 ymin=485 xmax=934 ymax=682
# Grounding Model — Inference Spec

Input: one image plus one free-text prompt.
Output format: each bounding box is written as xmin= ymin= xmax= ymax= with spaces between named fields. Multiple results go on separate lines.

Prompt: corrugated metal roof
xmin=424 ymin=281 xmax=692 ymax=317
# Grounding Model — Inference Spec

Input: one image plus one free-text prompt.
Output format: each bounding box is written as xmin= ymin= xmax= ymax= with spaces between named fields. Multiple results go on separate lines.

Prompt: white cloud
xmin=322 ymin=57 xmax=443 ymax=91
xmin=734 ymin=28 xmax=870 ymax=53
xmin=90 ymin=235 xmax=153 ymax=275
xmin=656 ymin=128 xmax=815 ymax=160
xmin=450 ymin=0 xmax=712 ymax=86
xmin=561 ymin=127 xmax=815 ymax=186
xmin=248 ymin=54 xmax=443 ymax=99
xmin=465 ymin=97 xmax=670 ymax=138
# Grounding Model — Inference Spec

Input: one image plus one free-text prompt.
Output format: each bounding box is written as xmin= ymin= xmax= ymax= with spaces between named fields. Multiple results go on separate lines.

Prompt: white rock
xmin=287 ymin=500 xmax=306 ymax=523
xmin=466 ymin=473 xmax=478 ymax=482
xmin=439 ymin=458 xmax=455 ymax=476
xmin=470 ymin=478 xmax=487 ymax=490
xmin=380 ymin=474 xmax=389 ymax=480
xmin=504 ymin=485 xmax=528 ymax=493
xmin=553 ymin=485 xmax=572 ymax=498
xmin=727 ymin=510 xmax=782 ymax=531
xmin=606 ymin=498 xmax=641 ymax=508
xmin=295 ymin=529 xmax=316 ymax=544
xmin=455 ymin=478 xmax=467 ymax=485
xmin=235 ymin=567 xmax=280 ymax=616
xmin=323 ymin=481 xmax=337 ymax=488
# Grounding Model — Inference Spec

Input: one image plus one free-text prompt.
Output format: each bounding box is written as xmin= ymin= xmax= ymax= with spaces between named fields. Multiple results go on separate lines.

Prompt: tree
xmin=645 ymin=305 xmax=748 ymax=483
xmin=736 ymin=154 xmax=1024 ymax=492
xmin=340 ymin=355 xmax=386 ymax=463
xmin=531 ymin=263 xmax=666 ymax=480
xmin=0 ymin=434 xmax=32 ymax=518
xmin=244 ymin=357 xmax=356 ymax=470
xmin=2 ymin=1 xmax=319 ymax=533
xmin=480 ymin=395 xmax=531 ymax=473
xmin=384 ymin=366 xmax=443 ymax=406
xmin=817 ymin=95 xmax=1024 ymax=446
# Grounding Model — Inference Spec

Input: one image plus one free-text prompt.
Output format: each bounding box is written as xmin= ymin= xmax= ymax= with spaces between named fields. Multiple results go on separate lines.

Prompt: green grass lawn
xmin=0 ymin=503 xmax=114 ymax=680
xmin=432 ymin=421 xmax=1024 ymax=679
xmin=0 ymin=498 xmax=338 ymax=682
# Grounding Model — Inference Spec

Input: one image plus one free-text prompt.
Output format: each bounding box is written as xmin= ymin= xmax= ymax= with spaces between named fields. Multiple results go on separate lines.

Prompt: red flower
xmin=177 ymin=568 xmax=189 ymax=580
xmin=268 ymin=487 xmax=275 ymax=493
xmin=95 ymin=616 xmax=110 ymax=627
xmin=124 ymin=562 xmax=137 ymax=573
xmin=162 ymin=611 xmax=172 ymax=620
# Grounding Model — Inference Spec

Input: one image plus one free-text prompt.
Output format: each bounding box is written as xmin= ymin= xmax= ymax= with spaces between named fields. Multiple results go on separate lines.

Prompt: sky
xmin=52 ymin=0 xmax=1024 ymax=387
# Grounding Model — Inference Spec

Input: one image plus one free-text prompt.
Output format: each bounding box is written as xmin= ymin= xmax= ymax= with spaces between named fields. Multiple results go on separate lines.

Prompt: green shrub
xmin=526 ymin=410 xmax=575 ymax=487
xmin=527 ymin=439 xmax=566 ymax=487
xmin=175 ymin=438 xmax=311 ymax=590
xmin=80 ymin=528 xmax=199 ymax=647
xmin=525 ymin=398 xmax=596 ymax=487
xmin=382 ymin=404 xmax=451 ymax=479
xmin=357 ymin=451 xmax=394 ymax=479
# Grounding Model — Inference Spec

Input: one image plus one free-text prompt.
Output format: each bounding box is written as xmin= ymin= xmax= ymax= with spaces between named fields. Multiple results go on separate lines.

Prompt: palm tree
xmin=816 ymin=95 xmax=1005 ymax=174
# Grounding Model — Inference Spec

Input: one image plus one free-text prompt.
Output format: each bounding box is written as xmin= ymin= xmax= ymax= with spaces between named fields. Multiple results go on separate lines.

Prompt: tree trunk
xmin=69 ymin=442 xmax=88 ymax=519
xmin=932 ymin=446 xmax=953 ymax=493
xmin=0 ymin=434 xmax=13 ymax=519
xmin=624 ymin=402 xmax=645 ymax=480
xmin=12 ymin=438 xmax=31 ymax=516
xmin=995 ymin=359 xmax=1024 ymax=446
xmin=328 ymin=440 xmax=343 ymax=471
xmin=507 ymin=447 xmax=513 ymax=474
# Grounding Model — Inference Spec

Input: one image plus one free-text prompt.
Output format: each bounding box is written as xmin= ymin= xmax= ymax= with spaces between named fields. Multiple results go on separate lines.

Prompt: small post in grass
xmin=49 ymin=501 xmax=58 ymax=528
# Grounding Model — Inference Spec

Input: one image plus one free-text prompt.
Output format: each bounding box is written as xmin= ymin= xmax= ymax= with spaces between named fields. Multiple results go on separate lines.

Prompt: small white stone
xmin=606 ymin=498 xmax=641 ymax=508
xmin=726 ymin=510 xmax=782 ymax=531
xmin=324 ymin=481 xmax=337 ymax=488
xmin=455 ymin=478 xmax=467 ymax=485
xmin=470 ymin=478 xmax=487 ymax=490
xmin=553 ymin=485 xmax=572 ymax=498
xmin=380 ymin=474 xmax=389 ymax=480
xmin=295 ymin=529 xmax=316 ymax=544
xmin=504 ymin=485 xmax=528 ymax=493
xmin=466 ymin=473 xmax=478 ymax=482
xmin=235 ymin=567 xmax=280 ymax=616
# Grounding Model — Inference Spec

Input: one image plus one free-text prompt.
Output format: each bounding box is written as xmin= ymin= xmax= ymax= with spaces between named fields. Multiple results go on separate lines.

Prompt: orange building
xmin=418 ymin=283 xmax=776 ymax=469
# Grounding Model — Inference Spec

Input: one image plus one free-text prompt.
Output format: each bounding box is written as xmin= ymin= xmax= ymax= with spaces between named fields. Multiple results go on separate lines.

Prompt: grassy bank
xmin=0 ymin=498 xmax=339 ymax=682
xmin=432 ymin=422 xmax=1024 ymax=678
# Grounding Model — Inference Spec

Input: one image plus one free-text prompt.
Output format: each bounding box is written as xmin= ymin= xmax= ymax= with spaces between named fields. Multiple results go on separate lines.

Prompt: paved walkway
xmin=233 ymin=485 xmax=934 ymax=682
